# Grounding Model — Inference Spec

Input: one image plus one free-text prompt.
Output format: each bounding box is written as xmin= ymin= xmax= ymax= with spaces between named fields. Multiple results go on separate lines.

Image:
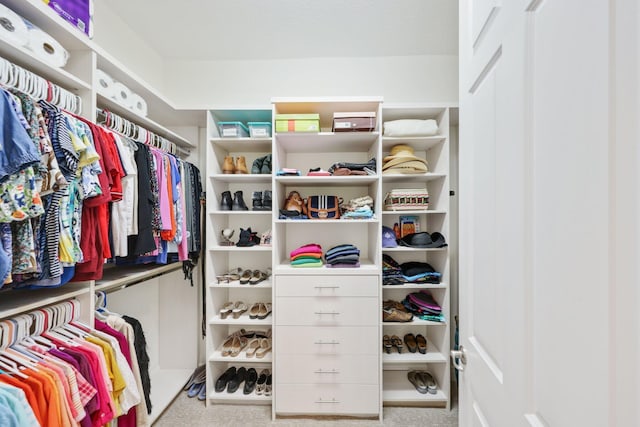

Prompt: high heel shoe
xmin=255 ymin=369 xmax=270 ymax=395
xmin=219 ymin=302 xmax=234 ymax=319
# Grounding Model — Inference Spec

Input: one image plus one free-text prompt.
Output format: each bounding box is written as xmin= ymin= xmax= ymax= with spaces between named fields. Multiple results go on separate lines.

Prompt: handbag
xmin=306 ymin=195 xmax=342 ymax=219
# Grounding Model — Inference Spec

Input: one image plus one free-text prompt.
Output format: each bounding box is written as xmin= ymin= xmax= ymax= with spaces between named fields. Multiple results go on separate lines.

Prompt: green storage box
xmin=275 ymin=113 xmax=320 ymax=133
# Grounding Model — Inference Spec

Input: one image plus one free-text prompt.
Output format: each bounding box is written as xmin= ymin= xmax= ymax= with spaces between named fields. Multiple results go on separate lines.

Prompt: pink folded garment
xmin=290 ymin=244 xmax=322 ymax=258
xmin=291 ymin=252 xmax=323 ymax=261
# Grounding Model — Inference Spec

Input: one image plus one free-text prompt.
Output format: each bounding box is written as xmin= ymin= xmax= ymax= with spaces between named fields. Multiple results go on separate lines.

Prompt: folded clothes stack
xmin=342 ymin=195 xmax=375 ymax=219
xmin=290 ymin=243 xmax=323 ymax=267
xmin=402 ymin=290 xmax=445 ymax=323
xmin=276 ymin=168 xmax=301 ymax=176
xmin=400 ymin=261 xmax=442 ymax=284
xmin=325 ymin=244 xmax=360 ymax=268
xmin=328 ymin=158 xmax=376 ymax=176
xmin=383 ymin=254 xmax=406 ymax=285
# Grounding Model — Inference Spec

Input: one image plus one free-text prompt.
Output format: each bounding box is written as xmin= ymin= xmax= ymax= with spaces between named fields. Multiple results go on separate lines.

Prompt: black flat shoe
xmin=243 ymin=368 xmax=258 ymax=394
xmin=215 ymin=367 xmax=236 ymax=392
xmin=227 ymin=367 xmax=246 ymax=393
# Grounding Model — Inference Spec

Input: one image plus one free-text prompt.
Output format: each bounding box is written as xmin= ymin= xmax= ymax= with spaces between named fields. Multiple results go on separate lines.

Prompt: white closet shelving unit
xmin=205 ymin=108 xmax=274 ymax=404
xmin=0 ymin=1 xmax=201 ymax=423
xmin=381 ymin=105 xmax=451 ymax=408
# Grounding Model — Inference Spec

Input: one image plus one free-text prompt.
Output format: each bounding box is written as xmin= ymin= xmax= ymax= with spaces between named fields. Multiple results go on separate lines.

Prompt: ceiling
xmin=107 ymin=0 xmax=458 ymax=61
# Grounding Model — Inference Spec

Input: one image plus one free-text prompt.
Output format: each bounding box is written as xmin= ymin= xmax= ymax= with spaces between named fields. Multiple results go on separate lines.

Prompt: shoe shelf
xmin=382 ymin=370 xmax=448 ymax=404
xmin=382 ymin=283 xmax=447 ymax=290
xmin=210 ymin=280 xmax=273 ymax=289
xmin=209 ymin=174 xmax=272 ymax=183
xmin=208 ymin=315 xmax=273 ymax=325
xmin=208 ymin=390 xmax=272 ymax=403
xmin=208 ymin=245 xmax=273 ymax=252
xmin=275 ymin=132 xmax=379 ymax=153
xmin=209 ymin=350 xmax=273 ymax=363
xmin=382 ymin=351 xmax=447 ymax=364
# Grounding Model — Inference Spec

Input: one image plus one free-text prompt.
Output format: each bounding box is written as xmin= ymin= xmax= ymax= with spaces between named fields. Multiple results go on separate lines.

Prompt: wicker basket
xmin=384 ymin=188 xmax=429 ymax=211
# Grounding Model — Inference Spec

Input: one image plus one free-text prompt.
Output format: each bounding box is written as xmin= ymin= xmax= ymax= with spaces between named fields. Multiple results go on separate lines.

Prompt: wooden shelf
xmin=0 ymin=281 xmax=91 ymax=320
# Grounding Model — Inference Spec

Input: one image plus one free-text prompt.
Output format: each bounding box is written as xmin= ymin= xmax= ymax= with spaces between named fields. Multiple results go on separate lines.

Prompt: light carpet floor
xmin=154 ymin=392 xmax=458 ymax=427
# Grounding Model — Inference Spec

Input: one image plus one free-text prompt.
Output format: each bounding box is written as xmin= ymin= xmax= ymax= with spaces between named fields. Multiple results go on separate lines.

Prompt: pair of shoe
xmin=220 ymin=190 xmax=248 ymax=211
xmin=222 ymin=156 xmax=248 ymax=174
xmin=239 ymin=269 xmax=271 ymax=285
xmin=383 ymin=300 xmax=413 ymax=322
xmin=215 ymin=367 xmax=259 ymax=394
xmin=248 ymin=302 xmax=272 ymax=319
xmin=184 ymin=365 xmax=207 ymax=400
xmin=252 ymin=154 xmax=272 ymax=174
xmin=252 ymin=191 xmax=272 ymax=211
xmin=216 ymin=267 xmax=243 ymax=284
xmin=255 ymin=369 xmax=272 ymax=396
xmin=219 ymin=301 xmax=247 ymax=319
xmin=407 ymin=370 xmax=437 ymax=394
xmin=245 ymin=337 xmax=272 ymax=358
xmin=383 ymin=335 xmax=404 ymax=353
xmin=404 ymin=333 xmax=427 ymax=354
xmin=236 ymin=228 xmax=261 ymax=247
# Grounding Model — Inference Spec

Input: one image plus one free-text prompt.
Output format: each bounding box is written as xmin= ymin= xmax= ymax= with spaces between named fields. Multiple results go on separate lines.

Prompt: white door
xmin=457 ymin=1 xmax=637 ymax=426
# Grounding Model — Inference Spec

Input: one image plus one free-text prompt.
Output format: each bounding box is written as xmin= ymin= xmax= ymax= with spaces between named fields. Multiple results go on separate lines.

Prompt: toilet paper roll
xmin=26 ymin=28 xmax=69 ymax=68
xmin=130 ymin=93 xmax=148 ymax=117
xmin=0 ymin=4 xmax=29 ymax=47
xmin=112 ymin=81 xmax=134 ymax=108
xmin=95 ymin=69 xmax=116 ymax=98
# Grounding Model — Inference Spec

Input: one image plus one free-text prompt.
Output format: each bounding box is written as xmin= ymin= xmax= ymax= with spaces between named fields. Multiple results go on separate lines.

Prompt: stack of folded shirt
xmin=400 ymin=261 xmax=442 ymax=284
xmin=325 ymin=244 xmax=360 ymax=268
xmin=276 ymin=168 xmax=301 ymax=176
xmin=402 ymin=290 xmax=445 ymax=323
xmin=290 ymin=243 xmax=323 ymax=267
xmin=383 ymin=254 xmax=406 ymax=285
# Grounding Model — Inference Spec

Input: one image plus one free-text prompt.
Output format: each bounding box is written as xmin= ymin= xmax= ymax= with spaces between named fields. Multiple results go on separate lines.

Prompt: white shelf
xmin=382 ymin=369 xmax=448 ymax=404
xmin=97 ymin=94 xmax=195 ymax=148
xmin=208 ymin=174 xmax=272 ymax=183
xmin=209 ymin=245 xmax=273 ymax=252
xmin=382 ymin=339 xmax=446 ymax=364
xmin=276 ymin=132 xmax=379 ymax=153
xmin=274 ymin=260 xmax=378 ymax=275
xmin=0 ymin=39 xmax=91 ymax=92
xmin=208 ymin=315 xmax=273 ymax=326
xmin=382 ymin=173 xmax=447 ymax=183
xmin=209 ymin=279 xmax=273 ymax=289
xmin=209 ymin=210 xmax=272 ymax=216
xmin=94 ymin=263 xmax=182 ymax=293
xmin=382 ymin=283 xmax=447 ymax=290
xmin=148 ymin=368 xmax=194 ymax=424
xmin=275 ymin=176 xmax=378 ymax=186
xmin=209 ymin=348 xmax=273 ymax=363
xmin=0 ymin=281 xmax=91 ymax=320
xmin=382 ymin=136 xmax=446 ymax=151
xmin=382 ymin=210 xmax=447 ymax=215
xmin=274 ymin=218 xmax=378 ymax=224
xmin=210 ymin=137 xmax=272 ymax=152
xmin=383 ymin=319 xmax=447 ymax=327
xmin=209 ymin=390 xmax=272 ymax=403
xmin=382 ymin=247 xmax=448 ymax=253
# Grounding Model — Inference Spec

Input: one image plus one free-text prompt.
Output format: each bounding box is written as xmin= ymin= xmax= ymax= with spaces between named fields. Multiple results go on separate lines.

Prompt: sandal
xmin=239 ymin=269 xmax=252 ymax=285
xmin=219 ymin=302 xmax=234 ymax=319
xmin=232 ymin=301 xmax=247 ymax=319
xmin=257 ymin=303 xmax=272 ymax=320
xmin=249 ymin=303 xmax=261 ymax=319
xmin=383 ymin=335 xmax=393 ymax=354
xmin=255 ymin=338 xmax=272 ymax=359
xmin=229 ymin=336 xmax=248 ymax=357
xmin=245 ymin=338 xmax=260 ymax=357
xmin=391 ymin=335 xmax=403 ymax=353
xmin=248 ymin=269 xmax=264 ymax=285
xmin=255 ymin=369 xmax=270 ymax=395
xmin=216 ymin=267 xmax=242 ymax=284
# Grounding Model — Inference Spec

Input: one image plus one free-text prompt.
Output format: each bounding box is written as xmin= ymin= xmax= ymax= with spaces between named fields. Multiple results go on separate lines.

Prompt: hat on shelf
xmin=382 ymin=226 xmax=398 ymax=248
xmin=399 ymin=231 xmax=448 ymax=248
xmin=382 ymin=144 xmax=429 ymax=174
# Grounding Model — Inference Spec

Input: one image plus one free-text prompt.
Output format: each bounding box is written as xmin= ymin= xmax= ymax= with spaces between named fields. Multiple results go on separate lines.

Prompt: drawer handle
xmin=314 ymin=286 xmax=340 ymax=289
xmin=314 ymin=311 xmax=340 ymax=315
xmin=314 ymin=340 xmax=340 ymax=345
xmin=314 ymin=369 xmax=340 ymax=374
xmin=315 ymin=398 xmax=340 ymax=404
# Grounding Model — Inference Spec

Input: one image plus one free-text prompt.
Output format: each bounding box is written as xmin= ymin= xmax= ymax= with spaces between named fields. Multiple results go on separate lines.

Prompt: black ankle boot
xmin=262 ymin=190 xmax=272 ymax=211
xmin=232 ymin=191 xmax=248 ymax=211
xmin=236 ymin=228 xmax=256 ymax=247
xmin=261 ymin=154 xmax=272 ymax=174
xmin=252 ymin=157 xmax=264 ymax=174
xmin=252 ymin=191 xmax=263 ymax=211
xmin=220 ymin=191 xmax=233 ymax=211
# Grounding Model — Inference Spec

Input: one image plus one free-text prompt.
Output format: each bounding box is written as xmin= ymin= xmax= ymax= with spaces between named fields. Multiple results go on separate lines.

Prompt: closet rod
xmin=96 ymin=108 xmax=190 ymax=158
xmin=0 ymin=55 xmax=82 ymax=114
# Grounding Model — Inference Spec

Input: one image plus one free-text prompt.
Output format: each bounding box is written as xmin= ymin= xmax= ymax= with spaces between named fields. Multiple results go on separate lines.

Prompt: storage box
xmin=247 ymin=122 xmax=272 ymax=138
xmin=384 ymin=188 xmax=429 ymax=211
xmin=332 ymin=112 xmax=376 ymax=132
xmin=218 ymin=121 xmax=249 ymax=138
xmin=275 ymin=114 xmax=320 ymax=133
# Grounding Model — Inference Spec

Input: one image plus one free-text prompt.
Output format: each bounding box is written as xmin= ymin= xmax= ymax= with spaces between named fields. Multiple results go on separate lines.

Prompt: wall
xmin=92 ymin=1 xmax=165 ymax=91
xmin=164 ymin=55 xmax=459 ymax=108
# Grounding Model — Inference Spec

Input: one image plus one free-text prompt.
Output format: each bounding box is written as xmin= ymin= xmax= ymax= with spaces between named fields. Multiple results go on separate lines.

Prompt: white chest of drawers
xmin=274 ymin=274 xmax=380 ymax=417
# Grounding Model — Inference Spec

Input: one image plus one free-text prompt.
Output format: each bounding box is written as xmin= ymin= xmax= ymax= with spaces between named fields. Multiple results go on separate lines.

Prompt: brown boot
xmin=222 ymin=156 xmax=235 ymax=174
xmin=235 ymin=156 xmax=248 ymax=174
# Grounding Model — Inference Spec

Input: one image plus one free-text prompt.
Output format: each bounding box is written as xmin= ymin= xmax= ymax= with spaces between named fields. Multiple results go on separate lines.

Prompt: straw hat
xmin=382 ymin=144 xmax=428 ymax=172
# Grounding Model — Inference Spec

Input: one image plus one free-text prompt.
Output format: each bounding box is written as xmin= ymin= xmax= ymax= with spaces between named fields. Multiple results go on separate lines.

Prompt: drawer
xmin=276 ymin=354 xmax=379 ymax=384
xmin=275 ymin=297 xmax=378 ymax=326
xmin=275 ymin=383 xmax=379 ymax=416
xmin=275 ymin=275 xmax=378 ymax=297
xmin=275 ymin=326 xmax=379 ymax=355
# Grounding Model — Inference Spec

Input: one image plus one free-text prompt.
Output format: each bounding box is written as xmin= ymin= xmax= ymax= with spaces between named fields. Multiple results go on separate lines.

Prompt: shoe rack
xmin=206 ymin=108 xmax=274 ymax=404
xmin=380 ymin=105 xmax=451 ymax=408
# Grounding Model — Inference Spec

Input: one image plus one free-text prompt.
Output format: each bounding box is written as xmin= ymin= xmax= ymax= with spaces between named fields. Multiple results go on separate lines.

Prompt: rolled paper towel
xmin=112 ymin=81 xmax=134 ymax=108
xmin=130 ymin=93 xmax=148 ymax=117
xmin=26 ymin=28 xmax=69 ymax=68
xmin=0 ymin=4 xmax=29 ymax=47
xmin=95 ymin=69 xmax=116 ymax=98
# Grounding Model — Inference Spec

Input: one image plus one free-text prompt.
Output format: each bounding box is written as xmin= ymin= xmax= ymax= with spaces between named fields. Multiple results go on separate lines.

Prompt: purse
xmin=306 ymin=195 xmax=342 ymax=219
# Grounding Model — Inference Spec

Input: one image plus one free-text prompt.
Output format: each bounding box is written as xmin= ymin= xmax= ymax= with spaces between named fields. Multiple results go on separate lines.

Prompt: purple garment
xmin=59 ymin=346 xmax=100 ymax=417
xmin=152 ymin=150 xmax=171 ymax=231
